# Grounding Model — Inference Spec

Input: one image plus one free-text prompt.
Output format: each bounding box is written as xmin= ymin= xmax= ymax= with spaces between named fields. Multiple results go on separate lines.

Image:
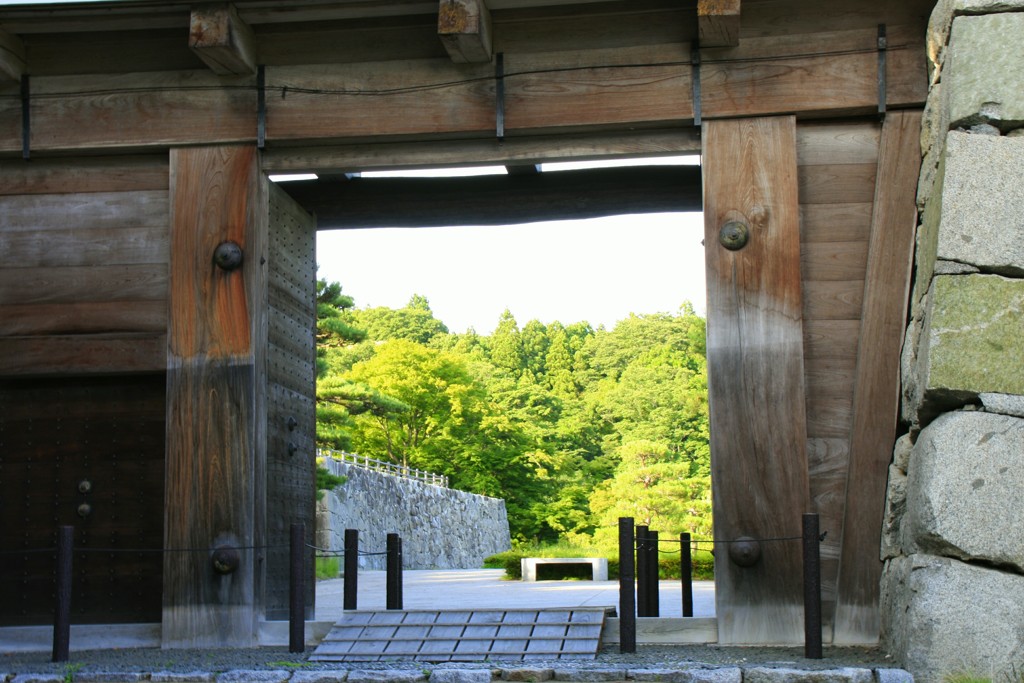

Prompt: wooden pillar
xmin=163 ymin=145 xmax=268 ymax=647
xmin=703 ymin=116 xmax=811 ymax=644
xmin=832 ymin=110 xmax=921 ymax=645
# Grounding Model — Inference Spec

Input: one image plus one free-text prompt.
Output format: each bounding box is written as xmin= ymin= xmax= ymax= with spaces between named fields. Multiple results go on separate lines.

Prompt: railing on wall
xmin=318 ymin=449 xmax=449 ymax=489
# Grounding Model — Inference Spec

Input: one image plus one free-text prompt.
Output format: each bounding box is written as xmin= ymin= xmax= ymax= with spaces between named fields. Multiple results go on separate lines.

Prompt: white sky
xmin=311 ymin=159 xmax=708 ymax=333
xmin=313 ymin=160 xmax=706 ymax=335
xmin=316 ymin=212 xmax=706 ymax=335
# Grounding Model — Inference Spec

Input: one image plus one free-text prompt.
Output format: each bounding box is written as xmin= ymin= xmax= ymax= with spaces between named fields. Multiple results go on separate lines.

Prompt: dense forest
xmin=315 ymin=278 xmax=712 ymax=550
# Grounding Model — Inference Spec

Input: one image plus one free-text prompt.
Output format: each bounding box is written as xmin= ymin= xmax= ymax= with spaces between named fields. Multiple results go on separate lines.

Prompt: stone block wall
xmin=316 ymin=459 xmax=511 ymax=571
xmin=882 ymin=1 xmax=1024 ymax=679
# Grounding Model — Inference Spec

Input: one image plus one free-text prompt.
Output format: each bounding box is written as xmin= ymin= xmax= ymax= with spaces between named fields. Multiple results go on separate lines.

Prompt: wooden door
xmin=0 ymin=375 xmax=165 ymax=626
xmin=262 ymin=182 xmax=317 ymax=620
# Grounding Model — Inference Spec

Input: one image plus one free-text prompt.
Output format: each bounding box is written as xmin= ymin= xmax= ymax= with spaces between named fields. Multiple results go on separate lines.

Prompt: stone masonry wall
xmin=316 ymin=459 xmax=511 ymax=571
xmin=881 ymin=1 xmax=1024 ymax=680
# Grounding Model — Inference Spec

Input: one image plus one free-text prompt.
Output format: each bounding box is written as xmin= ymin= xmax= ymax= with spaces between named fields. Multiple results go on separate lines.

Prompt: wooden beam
xmin=833 ymin=109 xmax=921 ymax=646
xmin=698 ymin=0 xmax=740 ymax=48
xmin=0 ymin=28 xmax=926 ymax=154
xmin=0 ymin=26 xmax=26 ymax=83
xmin=437 ymin=0 xmax=492 ymax=64
xmin=278 ymin=165 xmax=702 ymax=229
xmin=703 ymin=116 xmax=810 ymax=644
xmin=189 ymin=3 xmax=258 ymax=76
xmin=164 ymin=145 xmax=268 ymax=648
xmin=262 ymin=128 xmax=702 ymax=175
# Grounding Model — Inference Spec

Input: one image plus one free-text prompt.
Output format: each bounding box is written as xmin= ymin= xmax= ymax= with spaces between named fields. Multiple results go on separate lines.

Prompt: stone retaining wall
xmin=880 ymin=1 xmax=1024 ymax=679
xmin=316 ymin=459 xmax=511 ymax=571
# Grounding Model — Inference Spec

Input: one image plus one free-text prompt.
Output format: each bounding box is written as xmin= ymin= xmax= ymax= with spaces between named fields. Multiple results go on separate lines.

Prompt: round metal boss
xmin=211 ymin=546 xmax=241 ymax=575
xmin=719 ymin=221 xmax=750 ymax=251
xmin=728 ymin=536 xmax=762 ymax=567
xmin=213 ymin=241 xmax=243 ymax=271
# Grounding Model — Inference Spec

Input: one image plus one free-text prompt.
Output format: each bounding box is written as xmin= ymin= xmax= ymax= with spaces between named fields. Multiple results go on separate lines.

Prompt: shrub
xmin=483 ymin=546 xmax=715 ymax=581
xmin=315 ymin=556 xmax=340 ymax=579
xmin=483 ymin=550 xmax=524 ymax=578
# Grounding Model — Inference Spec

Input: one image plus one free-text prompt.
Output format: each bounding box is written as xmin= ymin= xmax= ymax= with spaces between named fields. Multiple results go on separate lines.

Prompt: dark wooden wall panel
xmin=263 ymin=181 xmax=317 ymax=620
xmin=0 ymin=375 xmax=165 ymax=626
xmin=0 ymin=157 xmax=170 ymax=378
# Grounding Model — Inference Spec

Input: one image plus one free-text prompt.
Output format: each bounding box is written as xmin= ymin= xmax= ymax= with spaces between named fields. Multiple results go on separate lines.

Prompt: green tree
xmin=589 ymin=440 xmax=712 ymax=542
xmin=351 ymin=294 xmax=449 ymax=344
xmin=487 ymin=309 xmax=525 ymax=376
xmin=315 ymin=277 xmax=366 ymax=378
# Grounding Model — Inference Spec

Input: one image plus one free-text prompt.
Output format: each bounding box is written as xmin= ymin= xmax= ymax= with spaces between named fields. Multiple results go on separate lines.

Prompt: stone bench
xmin=520 ymin=557 xmax=609 ymax=581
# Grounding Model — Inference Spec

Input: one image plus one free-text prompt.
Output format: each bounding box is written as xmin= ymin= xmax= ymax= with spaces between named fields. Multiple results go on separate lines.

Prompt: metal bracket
xmin=877 ymin=24 xmax=887 ymax=121
xmin=20 ymin=74 xmax=30 ymax=160
xmin=257 ymin=64 xmax=266 ymax=150
xmin=691 ymin=43 xmax=702 ymax=129
xmin=495 ymin=52 xmax=505 ymax=142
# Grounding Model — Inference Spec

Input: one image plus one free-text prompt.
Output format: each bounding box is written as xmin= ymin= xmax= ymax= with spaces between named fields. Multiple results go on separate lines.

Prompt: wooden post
xmin=646 ymin=530 xmax=660 ymax=618
xmin=703 ymin=116 xmax=811 ymax=644
xmin=803 ymin=513 xmax=823 ymax=659
xmin=833 ymin=110 xmax=922 ymax=645
xmin=52 ymin=525 xmax=73 ymax=663
xmin=635 ymin=524 xmax=649 ymax=618
xmin=617 ymin=518 xmax=636 ymax=653
xmin=289 ymin=523 xmax=305 ymax=654
xmin=163 ymin=145 xmax=268 ymax=647
xmin=386 ymin=533 xmax=403 ymax=610
xmin=680 ymin=533 xmax=693 ymax=618
xmin=343 ymin=529 xmax=359 ymax=610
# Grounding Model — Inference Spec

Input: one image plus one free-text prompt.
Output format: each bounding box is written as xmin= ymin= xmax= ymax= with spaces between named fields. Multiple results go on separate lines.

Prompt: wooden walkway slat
xmin=311 ymin=609 xmax=607 ymax=662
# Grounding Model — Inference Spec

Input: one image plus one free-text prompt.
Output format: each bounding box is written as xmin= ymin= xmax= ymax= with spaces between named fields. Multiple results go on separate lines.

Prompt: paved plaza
xmin=315 ymin=569 xmax=715 ymax=621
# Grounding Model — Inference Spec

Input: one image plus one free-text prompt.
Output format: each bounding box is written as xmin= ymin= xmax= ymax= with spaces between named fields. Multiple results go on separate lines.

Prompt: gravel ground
xmin=0 ymin=644 xmax=899 ymax=676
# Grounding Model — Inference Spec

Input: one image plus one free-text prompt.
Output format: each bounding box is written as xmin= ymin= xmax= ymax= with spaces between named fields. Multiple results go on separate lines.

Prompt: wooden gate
xmin=704 ymin=111 xmax=920 ymax=644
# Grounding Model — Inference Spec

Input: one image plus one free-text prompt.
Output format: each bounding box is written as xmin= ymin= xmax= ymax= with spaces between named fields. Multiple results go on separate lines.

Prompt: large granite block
xmin=908 ymin=274 xmax=1024 ymax=424
xmin=944 ymin=13 xmax=1024 ymax=130
xmin=881 ymin=554 xmax=1024 ymax=681
xmin=902 ymin=411 xmax=1024 ymax=571
xmin=932 ymin=132 xmax=1024 ymax=275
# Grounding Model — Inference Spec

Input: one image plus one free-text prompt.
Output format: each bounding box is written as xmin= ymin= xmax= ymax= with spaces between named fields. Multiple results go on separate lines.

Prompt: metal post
xmin=386 ymin=533 xmax=403 ymax=610
xmin=617 ymin=517 xmax=636 ymax=653
xmin=289 ymin=523 xmax=305 ymax=653
xmin=680 ymin=532 xmax=693 ymax=618
xmin=647 ymin=529 xmax=660 ymax=617
xmin=803 ymin=513 xmax=823 ymax=659
xmin=52 ymin=525 xmax=73 ymax=663
xmin=344 ymin=529 xmax=358 ymax=610
xmin=635 ymin=525 xmax=649 ymax=617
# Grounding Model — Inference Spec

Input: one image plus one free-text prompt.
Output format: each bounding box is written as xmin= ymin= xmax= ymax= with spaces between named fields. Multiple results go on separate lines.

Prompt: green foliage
xmin=315 ymin=274 xmax=711 ymax=547
xmin=315 ymin=465 xmax=347 ymax=500
xmin=483 ymin=542 xmax=713 ymax=581
xmin=315 ymin=556 xmax=340 ymax=579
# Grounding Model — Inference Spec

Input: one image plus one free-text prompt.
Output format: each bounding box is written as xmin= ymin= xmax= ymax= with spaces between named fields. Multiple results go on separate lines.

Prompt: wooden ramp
xmin=310 ymin=608 xmax=607 ymax=662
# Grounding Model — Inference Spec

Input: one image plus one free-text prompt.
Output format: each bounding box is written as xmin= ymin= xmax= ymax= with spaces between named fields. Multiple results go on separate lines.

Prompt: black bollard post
xmin=386 ymin=533 xmax=403 ymax=610
xmin=290 ymin=523 xmax=305 ymax=653
xmin=635 ymin=525 xmax=649 ymax=617
xmin=617 ymin=517 xmax=636 ymax=653
xmin=52 ymin=525 xmax=73 ymax=663
xmin=680 ymin=532 xmax=693 ymax=618
xmin=803 ymin=513 xmax=823 ymax=659
xmin=344 ymin=529 xmax=358 ymax=610
xmin=647 ymin=530 xmax=660 ymax=617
